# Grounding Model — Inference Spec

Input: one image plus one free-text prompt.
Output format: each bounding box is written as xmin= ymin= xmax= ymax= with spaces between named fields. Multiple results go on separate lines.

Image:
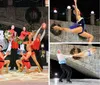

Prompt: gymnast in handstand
xmin=53 ymin=0 xmax=94 ymax=43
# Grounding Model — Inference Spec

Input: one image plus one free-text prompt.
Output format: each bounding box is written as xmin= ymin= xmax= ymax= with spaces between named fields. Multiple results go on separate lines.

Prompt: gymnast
xmin=19 ymin=27 xmax=29 ymax=40
xmin=31 ymin=23 xmax=46 ymax=71
xmin=0 ymin=45 xmax=10 ymax=76
xmin=18 ymin=27 xmax=29 ymax=53
xmin=72 ymin=47 xmax=96 ymax=59
xmin=22 ymin=23 xmax=46 ymax=72
xmin=57 ymin=47 xmax=96 ymax=60
xmin=53 ymin=0 xmax=94 ymax=43
xmin=16 ymin=44 xmax=33 ymax=73
xmin=6 ymin=25 xmax=17 ymax=52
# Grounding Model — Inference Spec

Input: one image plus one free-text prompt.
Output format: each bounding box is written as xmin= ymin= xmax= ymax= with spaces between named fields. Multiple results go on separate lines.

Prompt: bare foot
xmin=25 ymin=71 xmax=31 ymax=74
xmin=33 ymin=68 xmax=42 ymax=73
xmin=38 ymin=67 xmax=43 ymax=72
xmin=33 ymin=68 xmax=39 ymax=72
xmin=17 ymin=68 xmax=23 ymax=72
xmin=5 ymin=70 xmax=8 ymax=73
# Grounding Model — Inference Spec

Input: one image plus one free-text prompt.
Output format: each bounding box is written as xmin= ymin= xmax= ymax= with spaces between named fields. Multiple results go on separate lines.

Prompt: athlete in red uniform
xmin=17 ymin=23 xmax=46 ymax=72
xmin=6 ymin=25 xmax=16 ymax=52
xmin=8 ymin=25 xmax=16 ymax=41
xmin=19 ymin=27 xmax=29 ymax=40
xmin=16 ymin=44 xmax=32 ymax=73
xmin=0 ymin=45 xmax=10 ymax=75
xmin=23 ymin=38 xmax=42 ymax=72
xmin=31 ymin=23 xmax=46 ymax=71
xmin=18 ymin=27 xmax=29 ymax=52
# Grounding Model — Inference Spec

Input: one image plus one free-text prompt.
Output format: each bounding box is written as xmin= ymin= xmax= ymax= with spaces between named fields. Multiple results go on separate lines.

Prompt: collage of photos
xmin=0 ymin=0 xmax=99 ymax=85
xmin=50 ymin=0 xmax=100 ymax=85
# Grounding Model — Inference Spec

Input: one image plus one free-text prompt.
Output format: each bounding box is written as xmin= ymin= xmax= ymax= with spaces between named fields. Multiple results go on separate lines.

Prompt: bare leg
xmin=20 ymin=65 xmax=24 ymax=72
xmin=25 ymin=68 xmax=38 ymax=74
xmin=79 ymin=32 xmax=94 ymax=43
xmin=0 ymin=67 xmax=3 ymax=75
xmin=25 ymin=67 xmax=33 ymax=73
xmin=16 ymin=60 xmax=23 ymax=72
xmin=31 ymin=55 xmax=43 ymax=72
xmin=4 ymin=60 xmax=10 ymax=73
xmin=25 ymin=67 xmax=29 ymax=73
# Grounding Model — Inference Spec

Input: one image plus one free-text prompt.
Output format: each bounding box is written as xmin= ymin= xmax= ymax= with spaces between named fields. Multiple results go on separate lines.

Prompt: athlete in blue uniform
xmin=69 ymin=17 xmax=85 ymax=35
xmin=53 ymin=0 xmax=94 ymax=43
xmin=72 ymin=47 xmax=96 ymax=59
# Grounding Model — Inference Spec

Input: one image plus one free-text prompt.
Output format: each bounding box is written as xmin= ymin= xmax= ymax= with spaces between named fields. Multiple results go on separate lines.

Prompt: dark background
xmin=0 ymin=0 xmax=45 ymax=7
xmin=50 ymin=59 xmax=98 ymax=79
xmin=50 ymin=0 xmax=99 ymax=24
xmin=50 ymin=59 xmax=97 ymax=79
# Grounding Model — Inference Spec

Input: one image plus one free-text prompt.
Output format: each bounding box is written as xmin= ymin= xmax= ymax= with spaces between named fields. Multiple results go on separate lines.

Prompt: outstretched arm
xmin=72 ymin=0 xmax=81 ymax=20
xmin=33 ymin=26 xmax=42 ymax=41
xmin=73 ymin=50 xmax=87 ymax=57
xmin=62 ymin=54 xmax=73 ymax=58
xmin=40 ymin=30 xmax=46 ymax=41
xmin=74 ymin=0 xmax=78 ymax=8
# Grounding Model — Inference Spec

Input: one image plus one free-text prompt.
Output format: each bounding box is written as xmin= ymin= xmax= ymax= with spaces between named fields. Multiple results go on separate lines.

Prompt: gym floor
xmin=0 ymin=66 xmax=48 ymax=85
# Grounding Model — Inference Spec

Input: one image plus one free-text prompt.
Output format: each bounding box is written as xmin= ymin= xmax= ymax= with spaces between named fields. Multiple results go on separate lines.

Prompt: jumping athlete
xmin=53 ymin=0 xmax=94 ymax=43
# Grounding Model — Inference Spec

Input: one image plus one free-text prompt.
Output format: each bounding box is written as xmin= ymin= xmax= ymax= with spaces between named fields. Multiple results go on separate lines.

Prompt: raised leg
xmin=79 ymin=32 xmax=94 ymax=43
